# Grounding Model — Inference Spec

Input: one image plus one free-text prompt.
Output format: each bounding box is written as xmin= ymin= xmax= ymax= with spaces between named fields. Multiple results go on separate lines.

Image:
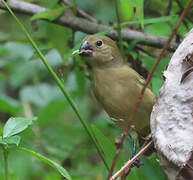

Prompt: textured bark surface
xmin=151 ymin=29 xmax=193 ymax=179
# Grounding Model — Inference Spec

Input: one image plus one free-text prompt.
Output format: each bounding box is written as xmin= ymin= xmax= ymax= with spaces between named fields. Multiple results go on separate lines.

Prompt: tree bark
xmin=151 ymin=28 xmax=193 ymax=180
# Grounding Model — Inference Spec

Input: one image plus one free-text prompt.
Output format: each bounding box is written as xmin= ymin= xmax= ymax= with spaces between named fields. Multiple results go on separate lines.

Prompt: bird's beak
xmin=78 ymin=40 xmax=93 ymax=56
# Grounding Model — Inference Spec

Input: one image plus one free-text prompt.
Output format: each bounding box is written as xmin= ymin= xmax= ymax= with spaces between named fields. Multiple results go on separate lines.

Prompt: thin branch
xmin=110 ymin=140 xmax=153 ymax=180
xmin=165 ymin=0 xmax=172 ymax=16
xmin=0 ymin=0 xmax=178 ymax=51
xmin=62 ymin=0 xmax=97 ymax=23
xmin=120 ymin=173 xmax=127 ymax=180
xmin=107 ymin=0 xmax=193 ymax=179
xmin=114 ymin=0 xmax=124 ymax=56
xmin=135 ymin=46 xmax=156 ymax=58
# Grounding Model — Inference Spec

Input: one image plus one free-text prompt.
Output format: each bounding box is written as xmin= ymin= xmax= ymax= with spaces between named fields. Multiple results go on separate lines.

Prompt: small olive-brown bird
xmin=78 ymin=35 xmax=156 ymax=146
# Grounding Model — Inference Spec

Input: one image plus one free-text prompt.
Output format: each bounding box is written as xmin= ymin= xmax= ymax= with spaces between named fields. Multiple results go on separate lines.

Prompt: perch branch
xmin=62 ymin=0 xmax=97 ymax=22
xmin=0 ymin=0 xmax=178 ymax=51
xmin=110 ymin=140 xmax=153 ymax=180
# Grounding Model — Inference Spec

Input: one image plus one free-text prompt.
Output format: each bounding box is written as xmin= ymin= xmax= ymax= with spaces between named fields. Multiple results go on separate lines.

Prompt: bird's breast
xmin=93 ymin=68 xmax=133 ymax=120
xmin=92 ymin=67 xmax=154 ymax=137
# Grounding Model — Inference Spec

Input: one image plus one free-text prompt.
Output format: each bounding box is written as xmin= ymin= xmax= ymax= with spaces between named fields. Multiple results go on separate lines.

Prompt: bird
xmin=77 ymin=35 xmax=156 ymax=157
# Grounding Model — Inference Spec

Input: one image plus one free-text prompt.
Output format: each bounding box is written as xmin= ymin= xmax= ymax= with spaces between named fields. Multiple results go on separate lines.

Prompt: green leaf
xmin=151 ymin=77 xmax=163 ymax=96
xmin=140 ymin=54 xmax=168 ymax=95
xmin=0 ymin=136 xmax=6 ymax=145
xmin=31 ymin=6 xmax=69 ymax=21
xmin=140 ymin=54 xmax=169 ymax=76
xmin=16 ymin=147 xmax=71 ymax=180
xmin=135 ymin=155 xmax=166 ymax=180
xmin=121 ymin=0 xmax=144 ymax=28
xmin=91 ymin=125 xmax=124 ymax=170
xmin=144 ymin=22 xmax=172 ymax=36
xmin=0 ymin=44 xmax=9 ymax=55
xmin=96 ymin=29 xmax=112 ymax=36
xmin=0 ymin=135 xmax=21 ymax=146
xmin=3 ymin=117 xmax=37 ymax=138
xmin=120 ymin=15 xmax=176 ymax=27
xmin=0 ymin=95 xmax=22 ymax=115
xmin=120 ymin=0 xmax=134 ymax=21
xmin=148 ymin=153 xmax=167 ymax=179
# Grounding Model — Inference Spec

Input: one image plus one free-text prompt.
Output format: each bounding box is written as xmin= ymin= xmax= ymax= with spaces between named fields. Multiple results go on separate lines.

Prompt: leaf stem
xmin=16 ymin=147 xmax=71 ymax=179
xmin=2 ymin=146 xmax=8 ymax=180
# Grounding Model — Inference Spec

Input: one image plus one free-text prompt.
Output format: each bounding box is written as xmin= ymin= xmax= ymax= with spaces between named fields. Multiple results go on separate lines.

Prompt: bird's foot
xmin=130 ymin=157 xmax=144 ymax=168
xmin=124 ymin=151 xmax=144 ymax=177
xmin=130 ymin=138 xmax=144 ymax=168
xmin=124 ymin=157 xmax=144 ymax=177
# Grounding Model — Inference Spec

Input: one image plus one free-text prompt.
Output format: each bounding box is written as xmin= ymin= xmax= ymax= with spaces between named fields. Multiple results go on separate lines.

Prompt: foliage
xmin=0 ymin=117 xmax=71 ymax=179
xmin=0 ymin=0 xmax=192 ymax=179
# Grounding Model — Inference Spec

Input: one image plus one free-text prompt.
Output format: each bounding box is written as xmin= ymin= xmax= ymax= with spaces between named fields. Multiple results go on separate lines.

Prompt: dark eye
xmin=96 ymin=40 xmax=102 ymax=47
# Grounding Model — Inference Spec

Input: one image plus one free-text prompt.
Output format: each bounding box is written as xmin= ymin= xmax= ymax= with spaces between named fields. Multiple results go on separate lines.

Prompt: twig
xmin=187 ymin=164 xmax=193 ymax=171
xmin=114 ymin=0 xmax=124 ymax=56
xmin=135 ymin=46 xmax=156 ymax=58
xmin=0 ymin=0 xmax=178 ymax=51
xmin=62 ymin=0 xmax=97 ymax=23
xmin=110 ymin=140 xmax=153 ymax=180
xmin=165 ymin=0 xmax=172 ymax=16
xmin=120 ymin=173 xmax=126 ymax=180
xmin=107 ymin=0 xmax=193 ymax=179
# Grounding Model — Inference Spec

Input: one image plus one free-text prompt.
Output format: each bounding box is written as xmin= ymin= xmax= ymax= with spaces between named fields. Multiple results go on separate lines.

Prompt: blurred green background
xmin=0 ymin=0 xmax=192 ymax=179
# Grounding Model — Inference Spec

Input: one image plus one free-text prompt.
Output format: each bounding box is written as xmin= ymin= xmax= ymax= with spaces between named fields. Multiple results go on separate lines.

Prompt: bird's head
xmin=78 ymin=35 xmax=123 ymax=68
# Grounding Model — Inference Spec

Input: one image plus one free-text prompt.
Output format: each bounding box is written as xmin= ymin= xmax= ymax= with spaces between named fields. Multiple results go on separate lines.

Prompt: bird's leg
xmin=124 ymin=138 xmax=144 ymax=177
xmin=130 ymin=138 xmax=144 ymax=168
xmin=127 ymin=127 xmax=144 ymax=169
